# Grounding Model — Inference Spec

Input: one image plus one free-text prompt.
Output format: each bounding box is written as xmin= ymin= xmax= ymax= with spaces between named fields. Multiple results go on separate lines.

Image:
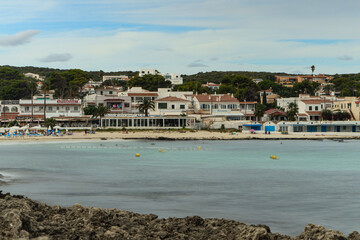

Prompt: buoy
xmin=136 ymin=153 xmax=140 ymax=157
xmin=158 ymin=149 xmax=167 ymax=152
xmin=270 ymin=155 xmax=279 ymax=160
xmin=197 ymin=146 xmax=202 ymax=150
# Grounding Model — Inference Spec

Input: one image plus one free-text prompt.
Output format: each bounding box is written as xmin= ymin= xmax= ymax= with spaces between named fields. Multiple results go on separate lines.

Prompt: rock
xmin=0 ymin=193 xmax=357 ymax=239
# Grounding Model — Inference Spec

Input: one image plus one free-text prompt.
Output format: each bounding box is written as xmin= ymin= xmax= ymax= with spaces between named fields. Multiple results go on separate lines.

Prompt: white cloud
xmin=0 ymin=30 xmax=41 ymax=46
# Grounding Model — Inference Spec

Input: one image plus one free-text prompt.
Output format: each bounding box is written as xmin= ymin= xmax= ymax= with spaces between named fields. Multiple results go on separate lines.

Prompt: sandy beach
xmin=1 ymin=130 xmax=360 ymax=142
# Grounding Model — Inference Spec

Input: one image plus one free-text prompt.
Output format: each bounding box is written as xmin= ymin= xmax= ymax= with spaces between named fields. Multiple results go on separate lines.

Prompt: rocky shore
xmin=0 ymin=192 xmax=359 ymax=240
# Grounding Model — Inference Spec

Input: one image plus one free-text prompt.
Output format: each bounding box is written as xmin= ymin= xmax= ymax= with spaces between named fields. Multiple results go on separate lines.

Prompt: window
xmin=66 ymin=107 xmax=70 ymax=111
xmin=39 ymin=106 xmax=43 ymax=110
xmin=48 ymin=106 xmax=53 ymax=111
xmin=100 ymin=91 xmax=103 ymax=95
xmin=25 ymin=106 xmax=30 ymax=111
xmin=158 ymin=103 xmax=167 ymax=109
xmin=309 ymin=106 xmax=312 ymax=111
xmin=221 ymin=104 xmax=227 ymax=109
xmin=125 ymin=103 xmax=130 ymax=107
xmin=109 ymin=91 xmax=113 ymax=95
xmin=315 ymin=106 xmax=318 ymax=111
xmin=57 ymin=107 xmax=60 ymax=110
xmin=180 ymin=105 xmax=185 ymax=109
xmin=201 ymin=104 xmax=210 ymax=110
xmin=74 ymin=107 xmax=78 ymax=111
xmin=171 ymin=105 xmax=175 ymax=109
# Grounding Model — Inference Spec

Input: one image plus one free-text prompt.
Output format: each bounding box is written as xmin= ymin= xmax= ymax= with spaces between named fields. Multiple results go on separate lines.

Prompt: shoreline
xmin=1 ymin=130 xmax=360 ymax=142
xmin=0 ymin=192 xmax=357 ymax=239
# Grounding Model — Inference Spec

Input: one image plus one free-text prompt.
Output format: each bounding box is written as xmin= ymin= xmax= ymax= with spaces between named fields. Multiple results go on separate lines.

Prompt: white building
xmin=139 ymin=69 xmax=157 ymax=77
xmin=24 ymin=73 xmax=45 ymax=81
xmin=102 ymin=75 xmax=129 ymax=82
xmin=139 ymin=69 xmax=183 ymax=85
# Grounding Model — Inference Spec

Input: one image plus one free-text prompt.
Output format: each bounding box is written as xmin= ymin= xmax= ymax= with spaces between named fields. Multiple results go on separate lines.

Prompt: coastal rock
xmin=0 ymin=191 xmax=356 ymax=240
xmin=296 ymin=223 xmax=347 ymax=240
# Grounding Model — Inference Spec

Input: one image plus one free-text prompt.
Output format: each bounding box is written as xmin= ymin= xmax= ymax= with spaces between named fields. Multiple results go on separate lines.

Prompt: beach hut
xmin=263 ymin=121 xmax=276 ymax=132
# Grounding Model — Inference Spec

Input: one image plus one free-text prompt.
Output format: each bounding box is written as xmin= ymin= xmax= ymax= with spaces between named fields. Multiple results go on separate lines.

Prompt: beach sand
xmin=0 ymin=130 xmax=360 ymax=142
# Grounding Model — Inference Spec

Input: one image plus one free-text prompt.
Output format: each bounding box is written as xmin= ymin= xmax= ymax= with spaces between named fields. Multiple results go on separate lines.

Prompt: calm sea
xmin=0 ymin=139 xmax=359 ymax=235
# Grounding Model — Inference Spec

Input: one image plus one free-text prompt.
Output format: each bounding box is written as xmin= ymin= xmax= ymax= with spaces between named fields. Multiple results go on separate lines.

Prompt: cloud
xmin=0 ymin=30 xmax=41 ymax=46
xmin=39 ymin=53 xmax=72 ymax=62
xmin=337 ymin=55 xmax=353 ymax=61
xmin=187 ymin=62 xmax=209 ymax=68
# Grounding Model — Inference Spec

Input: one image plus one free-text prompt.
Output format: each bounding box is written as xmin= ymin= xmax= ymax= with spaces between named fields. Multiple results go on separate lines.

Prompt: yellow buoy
xmin=197 ymin=146 xmax=202 ymax=150
xmin=158 ymin=149 xmax=167 ymax=152
xmin=270 ymin=155 xmax=279 ymax=160
xmin=136 ymin=153 xmax=140 ymax=157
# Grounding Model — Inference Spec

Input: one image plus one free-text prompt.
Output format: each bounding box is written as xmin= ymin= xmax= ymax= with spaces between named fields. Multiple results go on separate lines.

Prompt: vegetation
xmin=0 ymin=67 xmax=35 ymax=100
xmin=322 ymin=109 xmax=351 ymax=121
xmin=286 ymin=102 xmax=299 ymax=121
xmin=128 ymin=74 xmax=171 ymax=91
xmin=45 ymin=118 xmax=57 ymax=130
xmin=254 ymin=103 xmax=266 ymax=121
xmin=47 ymin=69 xmax=89 ymax=98
xmin=137 ymin=99 xmax=155 ymax=117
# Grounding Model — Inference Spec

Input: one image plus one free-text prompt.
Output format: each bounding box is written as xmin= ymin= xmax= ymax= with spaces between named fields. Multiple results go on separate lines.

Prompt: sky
xmin=0 ymin=0 xmax=359 ymax=75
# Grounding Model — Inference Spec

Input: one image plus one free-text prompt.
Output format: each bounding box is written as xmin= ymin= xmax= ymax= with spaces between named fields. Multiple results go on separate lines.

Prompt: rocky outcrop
xmin=0 ymin=191 xmax=358 ymax=240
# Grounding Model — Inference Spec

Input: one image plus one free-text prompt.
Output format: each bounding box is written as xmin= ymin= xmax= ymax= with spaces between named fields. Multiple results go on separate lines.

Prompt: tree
xmin=323 ymin=84 xmax=333 ymax=95
xmin=84 ymin=105 xmax=98 ymax=116
xmin=262 ymin=91 xmax=267 ymax=105
xmin=137 ymin=99 xmax=155 ymax=117
xmin=45 ymin=118 xmax=57 ymax=130
xmin=128 ymin=75 xmax=171 ymax=91
xmin=321 ymin=109 xmax=333 ymax=121
xmin=311 ymin=65 xmax=315 ymax=76
xmin=286 ymin=102 xmax=299 ymax=121
xmin=94 ymin=105 xmax=110 ymax=120
xmin=254 ymin=103 xmax=266 ymax=121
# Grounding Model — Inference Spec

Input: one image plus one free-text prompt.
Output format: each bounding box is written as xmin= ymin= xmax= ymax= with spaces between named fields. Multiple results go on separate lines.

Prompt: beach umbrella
xmin=249 ymin=129 xmax=255 ymax=132
xmin=54 ymin=126 xmax=62 ymax=130
xmin=20 ymin=125 xmax=29 ymax=130
xmin=31 ymin=125 xmax=43 ymax=130
xmin=26 ymin=129 xmax=30 ymax=134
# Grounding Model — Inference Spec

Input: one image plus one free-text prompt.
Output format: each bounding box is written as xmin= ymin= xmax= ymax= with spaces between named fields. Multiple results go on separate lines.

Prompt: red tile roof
xmin=306 ymin=111 xmax=322 ymax=115
xmin=128 ymin=93 xmax=158 ymax=96
xmin=104 ymin=99 xmax=125 ymax=102
xmin=194 ymin=94 xmax=239 ymax=103
xmin=265 ymin=109 xmax=286 ymax=116
xmin=302 ymin=99 xmax=332 ymax=104
xmin=155 ymin=96 xmax=189 ymax=102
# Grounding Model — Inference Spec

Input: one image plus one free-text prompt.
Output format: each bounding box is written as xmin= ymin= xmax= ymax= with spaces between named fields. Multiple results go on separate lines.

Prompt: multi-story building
xmin=138 ymin=69 xmax=183 ymax=85
xmin=275 ymin=74 xmax=333 ymax=87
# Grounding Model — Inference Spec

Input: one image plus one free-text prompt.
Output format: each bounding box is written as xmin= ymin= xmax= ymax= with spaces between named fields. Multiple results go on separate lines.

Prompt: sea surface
xmin=0 ymin=139 xmax=359 ymax=236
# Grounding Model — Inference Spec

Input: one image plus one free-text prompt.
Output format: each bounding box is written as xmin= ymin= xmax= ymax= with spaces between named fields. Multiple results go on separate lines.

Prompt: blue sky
xmin=0 ymin=0 xmax=359 ymax=74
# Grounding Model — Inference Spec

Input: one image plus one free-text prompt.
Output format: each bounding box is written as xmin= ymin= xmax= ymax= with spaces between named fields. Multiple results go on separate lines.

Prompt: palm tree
xmin=137 ymin=99 xmax=155 ymax=117
xmin=311 ymin=65 xmax=315 ymax=76
xmin=42 ymin=79 xmax=51 ymax=120
xmin=93 ymin=105 xmax=110 ymax=125
xmin=286 ymin=102 xmax=299 ymax=121
xmin=45 ymin=118 xmax=57 ymax=130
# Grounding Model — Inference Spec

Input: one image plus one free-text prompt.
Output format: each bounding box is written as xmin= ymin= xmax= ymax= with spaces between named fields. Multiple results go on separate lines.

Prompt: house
xmin=102 ymin=75 xmax=129 ymax=82
xmin=263 ymin=109 xmax=286 ymax=122
xmin=139 ymin=69 xmax=183 ymax=85
xmin=275 ymin=74 xmax=332 ymax=87
xmin=154 ymin=96 xmax=189 ymax=116
xmin=201 ymin=82 xmax=221 ymax=91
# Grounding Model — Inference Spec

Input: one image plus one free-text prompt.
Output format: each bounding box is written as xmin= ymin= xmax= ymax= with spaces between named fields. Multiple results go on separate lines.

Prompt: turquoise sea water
xmin=0 ymin=139 xmax=359 ymax=235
